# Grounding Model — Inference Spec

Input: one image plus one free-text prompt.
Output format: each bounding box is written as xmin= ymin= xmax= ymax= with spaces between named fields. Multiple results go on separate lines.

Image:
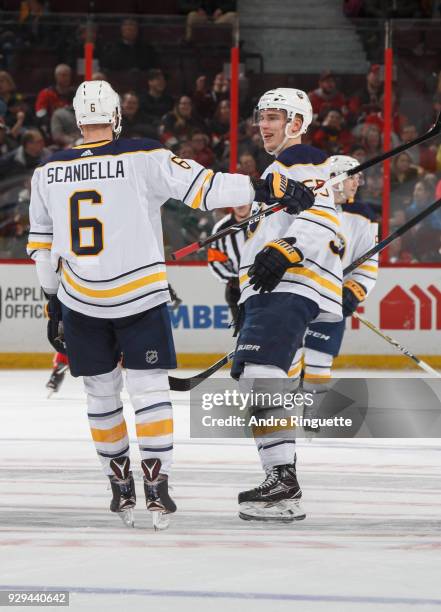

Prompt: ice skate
xmin=238 ymin=463 xmax=306 ymax=523
xmin=46 ymin=364 xmax=69 ymax=397
xmin=141 ymin=458 xmax=176 ymax=531
xmin=109 ymin=456 xmax=136 ymax=528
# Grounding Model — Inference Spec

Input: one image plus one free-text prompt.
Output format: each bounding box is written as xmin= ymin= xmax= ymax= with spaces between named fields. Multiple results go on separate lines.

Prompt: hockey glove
xmin=248 ymin=237 xmax=303 ymax=293
xmin=342 ymin=280 xmax=367 ymax=317
xmin=44 ymin=293 xmax=67 ymax=354
xmin=252 ymin=172 xmax=315 ymax=215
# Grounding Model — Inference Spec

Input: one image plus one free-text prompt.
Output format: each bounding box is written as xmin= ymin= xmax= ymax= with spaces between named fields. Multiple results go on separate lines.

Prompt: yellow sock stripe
xmin=286 ymin=267 xmax=342 ymax=297
xmin=304 ymin=372 xmax=331 ymax=381
xmin=288 ymin=362 xmax=302 ymax=378
xmin=136 ymin=419 xmax=173 ymax=437
xmin=91 ymin=421 xmax=128 ymax=443
xmin=26 ymin=242 xmax=52 ymax=250
xmin=191 ymin=170 xmax=214 ymax=209
xmin=62 ymin=268 xmax=167 ymax=298
xmin=304 ymin=208 xmax=340 ymax=226
xmin=252 ymin=423 xmax=296 ymax=437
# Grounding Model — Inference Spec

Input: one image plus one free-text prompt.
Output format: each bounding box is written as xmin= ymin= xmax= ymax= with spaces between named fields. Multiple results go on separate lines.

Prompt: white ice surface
xmin=0 ymin=369 xmax=440 ymax=612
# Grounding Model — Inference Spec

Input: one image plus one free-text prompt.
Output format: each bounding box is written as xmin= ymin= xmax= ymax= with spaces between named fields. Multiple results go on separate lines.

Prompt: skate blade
xmin=238 ymin=501 xmax=306 ymax=523
xmin=151 ymin=510 xmax=171 ymax=531
xmin=117 ymin=508 xmax=134 ymax=528
xmin=46 ymin=389 xmax=55 ymax=399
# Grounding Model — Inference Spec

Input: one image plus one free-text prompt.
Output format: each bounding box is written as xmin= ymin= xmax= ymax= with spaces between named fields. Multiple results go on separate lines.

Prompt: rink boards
xmin=0 ymin=262 xmax=440 ymax=368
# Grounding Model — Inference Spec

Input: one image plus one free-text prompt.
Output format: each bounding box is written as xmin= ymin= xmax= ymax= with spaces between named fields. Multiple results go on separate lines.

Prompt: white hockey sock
xmin=240 ymin=363 xmax=295 ymax=472
xmin=83 ymin=366 xmax=129 ymax=477
xmin=303 ymin=348 xmax=333 ymax=392
xmin=126 ymin=368 xmax=173 ymax=474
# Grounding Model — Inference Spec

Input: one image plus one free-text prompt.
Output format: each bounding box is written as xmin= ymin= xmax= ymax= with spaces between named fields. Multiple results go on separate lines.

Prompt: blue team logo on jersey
xmin=329 ymin=232 xmax=346 ymax=259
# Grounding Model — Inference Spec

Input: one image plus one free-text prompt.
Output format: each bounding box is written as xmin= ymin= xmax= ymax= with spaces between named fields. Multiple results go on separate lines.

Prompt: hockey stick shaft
xmin=353 ymin=312 xmax=441 ymax=377
xmin=168 ymin=350 xmax=235 ymax=391
xmin=344 ymin=197 xmax=441 ymax=275
xmin=172 ymin=113 xmax=441 ymax=261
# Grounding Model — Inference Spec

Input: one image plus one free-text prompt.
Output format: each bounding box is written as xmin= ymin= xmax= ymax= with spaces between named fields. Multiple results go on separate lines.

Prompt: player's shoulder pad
xmin=276 ymin=144 xmax=328 ymax=168
xmin=342 ymin=201 xmax=376 ymax=222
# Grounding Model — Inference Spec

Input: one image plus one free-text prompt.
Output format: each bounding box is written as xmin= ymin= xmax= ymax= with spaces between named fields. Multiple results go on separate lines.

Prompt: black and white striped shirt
xmin=207 ymin=213 xmax=247 ymax=283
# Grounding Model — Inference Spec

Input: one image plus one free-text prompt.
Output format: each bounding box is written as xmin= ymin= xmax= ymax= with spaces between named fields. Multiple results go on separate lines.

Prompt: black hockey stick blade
xmin=169 ymin=350 xmax=235 ymax=392
xmin=344 ymin=197 xmax=441 ymax=275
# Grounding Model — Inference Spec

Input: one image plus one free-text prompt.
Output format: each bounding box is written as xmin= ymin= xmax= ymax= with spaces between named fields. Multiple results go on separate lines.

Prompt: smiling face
xmin=342 ymin=174 xmax=360 ymax=200
xmin=256 ymin=109 xmax=302 ymax=153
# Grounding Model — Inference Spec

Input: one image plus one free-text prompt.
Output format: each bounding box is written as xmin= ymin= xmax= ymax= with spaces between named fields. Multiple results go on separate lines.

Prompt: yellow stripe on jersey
xmin=288 ymin=362 xmax=302 ymax=378
xmin=91 ymin=422 xmax=128 ymax=443
xmin=286 ymin=267 xmax=342 ymax=297
xmin=358 ymin=264 xmax=378 ymax=274
xmin=304 ymin=208 xmax=340 ymax=227
xmin=190 ymin=170 xmax=214 ymax=209
xmin=26 ymin=242 xmax=52 ymax=250
xmin=72 ymin=140 xmax=112 ymax=149
xmin=62 ymin=268 xmax=167 ymax=298
xmin=136 ymin=419 xmax=173 ymax=437
xmin=239 ymin=272 xmax=249 ymax=285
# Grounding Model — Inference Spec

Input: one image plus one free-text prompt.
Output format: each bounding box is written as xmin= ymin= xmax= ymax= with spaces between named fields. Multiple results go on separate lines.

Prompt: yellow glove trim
xmin=266 ymin=239 xmax=303 ymax=265
xmin=271 ymin=172 xmax=288 ymax=199
xmin=344 ymin=279 xmax=366 ymax=302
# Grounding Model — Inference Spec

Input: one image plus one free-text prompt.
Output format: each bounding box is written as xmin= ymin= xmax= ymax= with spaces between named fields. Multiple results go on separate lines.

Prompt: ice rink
xmin=1 ymin=368 xmax=440 ymax=612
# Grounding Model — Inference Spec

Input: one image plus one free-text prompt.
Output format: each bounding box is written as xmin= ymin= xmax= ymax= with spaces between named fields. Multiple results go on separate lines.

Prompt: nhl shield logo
xmin=145 ymin=350 xmax=159 ymax=365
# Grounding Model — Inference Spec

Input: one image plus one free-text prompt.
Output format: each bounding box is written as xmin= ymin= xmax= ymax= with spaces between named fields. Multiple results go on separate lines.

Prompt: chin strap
xmin=265 ymin=123 xmax=303 ymax=157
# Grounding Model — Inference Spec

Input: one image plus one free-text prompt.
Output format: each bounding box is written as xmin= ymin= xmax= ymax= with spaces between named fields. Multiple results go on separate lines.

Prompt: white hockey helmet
xmin=73 ymin=80 xmax=122 ymax=137
xmin=253 ymin=88 xmax=313 ymax=155
xmin=330 ymin=155 xmax=363 ymax=194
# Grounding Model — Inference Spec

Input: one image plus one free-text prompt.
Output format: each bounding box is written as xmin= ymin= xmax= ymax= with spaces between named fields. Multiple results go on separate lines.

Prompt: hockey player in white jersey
xmin=302 ymin=155 xmax=378 ymax=396
xmin=26 ymin=80 xmax=316 ymax=529
xmin=231 ymin=88 xmax=343 ymax=523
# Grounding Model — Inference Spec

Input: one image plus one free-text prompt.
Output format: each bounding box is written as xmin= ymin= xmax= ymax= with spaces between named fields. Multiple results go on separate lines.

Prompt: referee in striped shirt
xmin=207 ymin=204 xmax=251 ymax=325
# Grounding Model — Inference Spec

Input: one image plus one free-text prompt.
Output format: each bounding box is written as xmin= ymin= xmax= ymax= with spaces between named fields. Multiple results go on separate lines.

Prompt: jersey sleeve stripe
xmin=303 ymin=208 xmax=340 ymax=227
xmin=190 ymin=170 xmax=215 ymax=209
xmin=358 ymin=264 xmax=378 ymax=273
xmin=26 ymin=241 xmax=52 ymax=250
xmin=62 ymin=267 xmax=167 ymax=298
xmin=182 ymin=168 xmax=205 ymax=204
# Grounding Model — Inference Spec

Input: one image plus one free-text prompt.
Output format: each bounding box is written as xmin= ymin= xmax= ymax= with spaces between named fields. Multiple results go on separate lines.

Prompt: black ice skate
xmin=109 ymin=456 xmax=136 ymax=528
xmin=238 ymin=463 xmax=306 ymax=522
xmin=141 ymin=458 xmax=176 ymax=531
xmin=46 ymin=364 xmax=69 ymax=397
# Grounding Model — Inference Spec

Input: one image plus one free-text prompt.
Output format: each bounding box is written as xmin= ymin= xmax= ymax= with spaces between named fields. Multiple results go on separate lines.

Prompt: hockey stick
xmin=172 ymin=113 xmax=441 ymax=261
xmin=344 ymin=197 xmax=441 ymax=275
xmin=353 ymin=312 xmax=441 ymax=377
xmin=168 ymin=350 xmax=235 ymax=392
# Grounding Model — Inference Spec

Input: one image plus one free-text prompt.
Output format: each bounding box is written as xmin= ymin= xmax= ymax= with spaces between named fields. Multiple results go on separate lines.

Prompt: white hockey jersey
xmin=27 ymin=138 xmax=254 ymax=318
xmin=338 ymin=201 xmax=379 ymax=294
xmin=239 ymin=144 xmax=343 ymax=321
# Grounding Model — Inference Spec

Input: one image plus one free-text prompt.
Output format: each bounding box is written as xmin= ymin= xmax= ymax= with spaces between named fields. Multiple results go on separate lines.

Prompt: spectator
xmin=63 ymin=23 xmax=104 ymax=77
xmin=50 ymin=104 xmax=80 ymax=147
xmin=190 ymin=130 xmax=215 ymax=166
xmin=308 ymin=71 xmax=347 ymax=122
xmin=0 ymin=71 xmax=30 ymax=131
xmin=349 ymin=64 xmax=384 ymax=121
xmin=193 ymin=72 xmax=229 ymax=119
xmin=141 ymin=69 xmax=174 ymax=129
xmin=407 ymin=180 xmax=439 ymax=226
xmin=360 ymin=123 xmax=382 ymax=160
xmin=238 ymin=152 xmax=259 ymax=178
xmin=362 ymin=172 xmax=383 ymax=212
xmin=120 ymin=91 xmax=152 ymax=139
xmin=406 ymin=180 xmax=441 ymax=260
xmin=0 ymin=118 xmax=18 ymax=154
xmin=180 ymin=1 xmax=237 ymax=42
xmin=390 ymin=152 xmax=419 ymax=213
xmin=349 ymin=144 xmax=367 ymax=165
xmin=312 ymin=108 xmax=354 ymax=155
xmin=175 ymin=140 xmax=196 ymax=160
xmin=208 ymin=98 xmax=230 ymax=157
xmin=0 ymin=128 xmax=48 ymax=179
xmin=35 ymin=64 xmax=74 ymax=136
xmin=101 ymin=18 xmax=158 ymax=72
xmin=18 ymin=0 xmax=57 ymax=50
xmin=400 ymin=123 xmax=436 ymax=172
xmin=160 ymin=95 xmax=205 ymax=147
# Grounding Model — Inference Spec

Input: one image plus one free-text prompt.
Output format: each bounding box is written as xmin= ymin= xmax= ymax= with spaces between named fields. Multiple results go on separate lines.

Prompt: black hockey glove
xmin=44 ymin=293 xmax=67 ymax=354
xmin=248 ymin=237 xmax=303 ymax=293
xmin=342 ymin=280 xmax=367 ymax=317
xmin=251 ymin=172 xmax=315 ymax=215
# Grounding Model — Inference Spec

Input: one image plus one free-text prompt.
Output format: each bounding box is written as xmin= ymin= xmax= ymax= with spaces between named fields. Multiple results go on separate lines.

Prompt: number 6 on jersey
xmin=70 ymin=189 xmax=103 ymax=256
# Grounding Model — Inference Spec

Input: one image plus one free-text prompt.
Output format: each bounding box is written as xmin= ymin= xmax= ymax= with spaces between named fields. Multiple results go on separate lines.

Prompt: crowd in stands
xmin=1 ymin=2 xmax=441 ymax=262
